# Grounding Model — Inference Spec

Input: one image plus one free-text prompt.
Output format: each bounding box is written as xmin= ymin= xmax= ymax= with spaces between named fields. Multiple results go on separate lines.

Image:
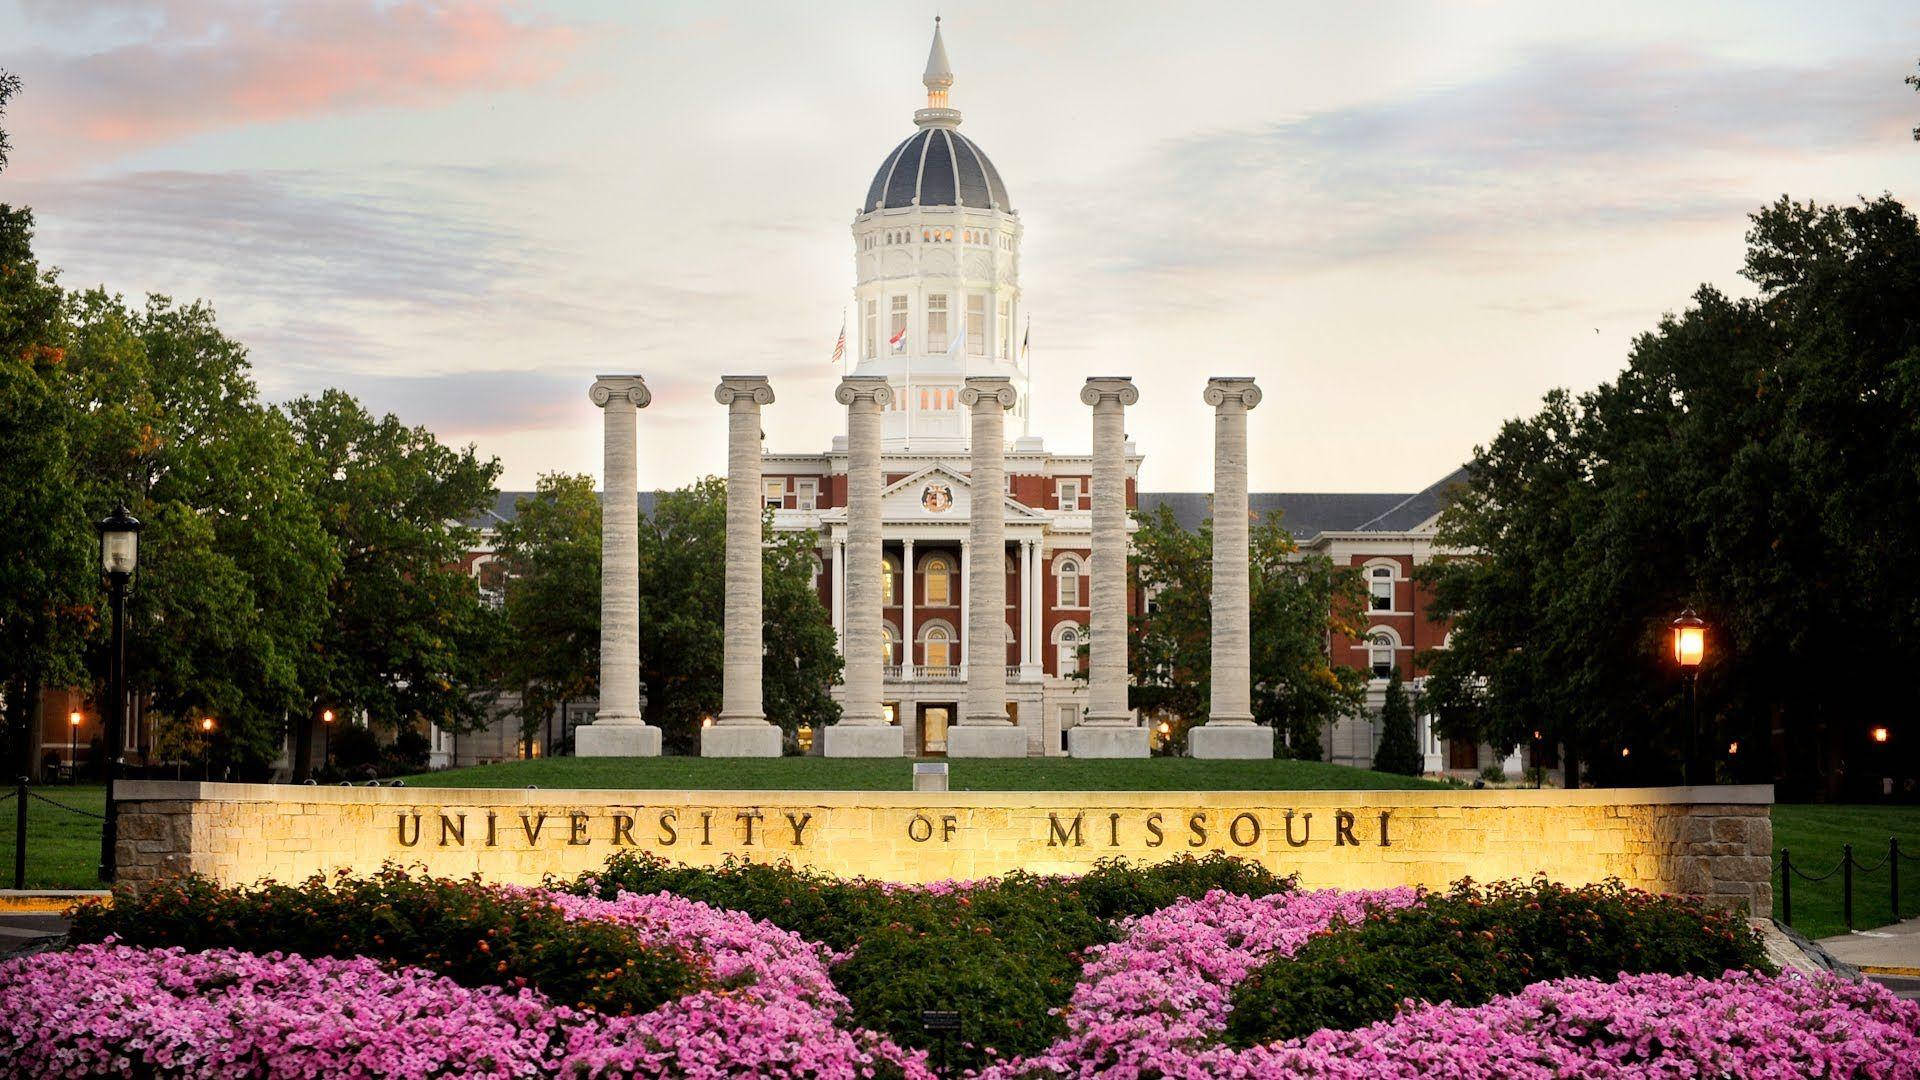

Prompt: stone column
xmin=830 ymin=537 xmax=845 ymax=645
xmin=949 ymin=376 xmax=1027 ymax=757
xmin=902 ymin=537 xmax=915 ymax=673
xmin=703 ymin=375 xmax=782 ymax=757
xmin=576 ymin=375 xmax=661 ymax=757
xmin=823 ymin=375 xmax=899 ymax=756
xmin=958 ymin=539 xmax=971 ymax=664
xmin=1070 ymin=377 xmax=1147 ymax=757
xmin=1191 ymin=377 xmax=1272 ymax=759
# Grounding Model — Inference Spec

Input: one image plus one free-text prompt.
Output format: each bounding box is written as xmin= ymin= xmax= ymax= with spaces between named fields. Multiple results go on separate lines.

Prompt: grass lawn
xmin=399 ymin=755 xmax=1448 ymax=792
xmin=0 ymin=784 xmax=106 ymax=891
xmin=1769 ymin=804 xmax=1920 ymax=941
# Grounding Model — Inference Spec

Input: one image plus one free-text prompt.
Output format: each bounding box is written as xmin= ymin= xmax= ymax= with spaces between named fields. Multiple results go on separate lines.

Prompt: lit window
xmin=927 ymin=294 xmax=949 ymax=352
xmin=863 ymin=299 xmax=877 ymax=359
xmin=881 ymin=624 xmax=897 ymax=666
xmin=890 ymin=295 xmax=908 ymax=351
xmin=881 ymin=555 xmax=898 ymax=605
xmin=924 ymin=556 xmax=953 ymax=606
xmin=1057 ymin=556 xmax=1082 ymax=607
xmin=925 ymin=625 xmax=952 ymax=668
xmin=920 ymin=387 xmax=930 ymax=411
xmin=1368 ymin=565 xmax=1395 ymax=611
xmin=764 ymin=479 xmax=785 ymax=509
xmin=997 ymin=298 xmax=1011 ymax=359
xmin=967 ymin=295 xmax=987 ymax=356
xmin=946 ymin=388 xmax=955 ymax=410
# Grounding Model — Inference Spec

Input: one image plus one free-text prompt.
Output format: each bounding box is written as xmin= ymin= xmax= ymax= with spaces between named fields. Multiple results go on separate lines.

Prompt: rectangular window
xmin=919 ymin=388 xmax=929 ymax=411
xmin=764 ymin=479 xmax=785 ymax=509
xmin=1056 ymin=479 xmax=1081 ymax=508
xmin=927 ymin=294 xmax=948 ymax=352
xmin=1369 ymin=568 xmax=1394 ymax=611
xmin=795 ymin=479 xmax=817 ymax=511
xmin=967 ymin=294 xmax=987 ymax=356
xmin=889 ymin=295 xmax=908 ymax=352
xmin=997 ymin=298 xmax=1011 ymax=359
xmin=863 ymin=299 xmax=877 ymax=359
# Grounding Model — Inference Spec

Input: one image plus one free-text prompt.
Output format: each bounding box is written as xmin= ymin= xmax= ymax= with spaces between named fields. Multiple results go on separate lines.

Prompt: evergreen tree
xmin=1372 ymin=668 xmax=1422 ymax=776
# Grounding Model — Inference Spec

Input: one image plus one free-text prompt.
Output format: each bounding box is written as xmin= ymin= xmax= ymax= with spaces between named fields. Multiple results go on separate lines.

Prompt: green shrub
xmin=574 ymin=852 xmax=1291 ymax=1070
xmin=1225 ymin=877 xmax=1772 ymax=1045
xmin=1372 ymin=669 xmax=1423 ymax=776
xmin=72 ymin=866 xmax=705 ymax=1016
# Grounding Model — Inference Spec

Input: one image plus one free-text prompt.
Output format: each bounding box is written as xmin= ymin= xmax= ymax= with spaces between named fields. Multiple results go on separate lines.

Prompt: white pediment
xmin=871 ymin=464 xmax=1045 ymax=523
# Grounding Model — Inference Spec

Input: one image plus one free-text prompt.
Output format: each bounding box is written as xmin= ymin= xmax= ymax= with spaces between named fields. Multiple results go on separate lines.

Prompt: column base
xmin=946 ymin=724 xmax=1030 ymax=758
xmin=1068 ymin=725 xmax=1149 ymax=758
xmin=574 ymin=723 xmax=662 ymax=758
xmin=1188 ymin=723 xmax=1274 ymax=759
xmin=700 ymin=724 xmax=783 ymax=758
xmin=820 ymin=724 xmax=905 ymax=757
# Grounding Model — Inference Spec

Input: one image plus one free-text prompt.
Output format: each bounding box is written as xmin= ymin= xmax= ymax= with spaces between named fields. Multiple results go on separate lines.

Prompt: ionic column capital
xmin=836 ymin=375 xmax=892 ymax=407
xmin=959 ymin=376 xmax=1017 ymax=409
xmin=1203 ymin=377 xmax=1262 ymax=410
xmin=1080 ymin=376 xmax=1139 ymax=408
xmin=590 ymin=374 xmax=651 ymax=409
xmin=715 ymin=375 xmax=776 ymax=407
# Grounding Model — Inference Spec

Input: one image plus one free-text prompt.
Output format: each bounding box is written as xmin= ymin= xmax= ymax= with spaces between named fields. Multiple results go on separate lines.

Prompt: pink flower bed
xmin=980 ymin=888 xmax=1420 ymax=1076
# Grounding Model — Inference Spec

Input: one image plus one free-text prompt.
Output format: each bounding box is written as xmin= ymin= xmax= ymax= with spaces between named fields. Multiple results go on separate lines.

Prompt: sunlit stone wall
xmin=113 ymin=782 xmax=1773 ymax=912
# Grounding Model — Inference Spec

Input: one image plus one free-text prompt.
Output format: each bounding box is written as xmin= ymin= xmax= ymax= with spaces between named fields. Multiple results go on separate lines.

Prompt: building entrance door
xmin=918 ymin=704 xmax=952 ymax=756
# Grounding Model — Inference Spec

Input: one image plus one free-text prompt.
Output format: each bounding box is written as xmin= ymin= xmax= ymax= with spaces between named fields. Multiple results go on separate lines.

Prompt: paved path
xmin=1819 ymin=915 xmax=1920 ymax=1000
xmin=0 ymin=913 xmax=67 ymax=957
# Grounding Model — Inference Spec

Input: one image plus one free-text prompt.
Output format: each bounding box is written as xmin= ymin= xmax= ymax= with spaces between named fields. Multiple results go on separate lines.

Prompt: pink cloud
xmin=7 ymin=0 xmax=577 ymax=170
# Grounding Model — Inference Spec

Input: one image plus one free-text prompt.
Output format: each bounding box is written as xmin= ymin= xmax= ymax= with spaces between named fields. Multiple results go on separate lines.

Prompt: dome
xmin=863 ymin=127 xmax=1013 ymax=214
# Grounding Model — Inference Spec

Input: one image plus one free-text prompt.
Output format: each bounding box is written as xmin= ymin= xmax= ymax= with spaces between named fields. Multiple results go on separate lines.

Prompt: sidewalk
xmin=1819 ymin=915 xmax=1920 ymax=1001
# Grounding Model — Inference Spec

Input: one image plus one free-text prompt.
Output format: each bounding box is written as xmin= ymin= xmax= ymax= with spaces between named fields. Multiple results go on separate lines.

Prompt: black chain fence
xmin=7 ymin=777 xmax=105 ymax=890
xmin=1778 ymin=839 xmax=1920 ymax=931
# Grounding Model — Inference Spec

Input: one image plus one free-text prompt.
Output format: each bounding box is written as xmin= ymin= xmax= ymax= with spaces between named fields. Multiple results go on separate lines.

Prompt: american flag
xmin=831 ymin=310 xmax=846 ymax=366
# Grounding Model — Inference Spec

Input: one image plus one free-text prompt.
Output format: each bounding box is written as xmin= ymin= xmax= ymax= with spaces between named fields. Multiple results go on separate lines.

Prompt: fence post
xmin=12 ymin=777 xmax=25 ymax=891
xmin=1843 ymin=842 xmax=1854 ymax=932
xmin=1780 ymin=849 xmax=1792 ymax=927
xmin=1893 ymin=838 xmax=1902 ymax=921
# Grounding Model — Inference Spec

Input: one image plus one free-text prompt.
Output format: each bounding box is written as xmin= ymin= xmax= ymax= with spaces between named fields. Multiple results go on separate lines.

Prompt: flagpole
xmin=1021 ymin=316 xmax=1033 ymax=437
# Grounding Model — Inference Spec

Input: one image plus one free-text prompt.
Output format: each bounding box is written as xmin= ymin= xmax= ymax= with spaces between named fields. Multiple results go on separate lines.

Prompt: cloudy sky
xmin=3 ymin=1 xmax=1917 ymax=494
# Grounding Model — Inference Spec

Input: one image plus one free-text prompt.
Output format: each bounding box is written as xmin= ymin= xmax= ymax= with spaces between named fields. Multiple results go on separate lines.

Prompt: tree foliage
xmin=1128 ymin=503 xmax=1365 ymax=757
xmin=492 ymin=473 xmax=602 ymax=749
xmin=634 ymin=477 xmax=841 ymax=753
xmin=1423 ymin=195 xmax=1920 ymax=795
xmin=285 ymin=390 xmax=502 ymax=751
xmin=1372 ymin=668 xmax=1422 ymax=776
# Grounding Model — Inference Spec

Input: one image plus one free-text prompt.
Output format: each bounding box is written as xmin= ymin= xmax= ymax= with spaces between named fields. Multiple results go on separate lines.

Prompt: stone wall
xmin=112 ymin=782 xmax=1774 ymax=912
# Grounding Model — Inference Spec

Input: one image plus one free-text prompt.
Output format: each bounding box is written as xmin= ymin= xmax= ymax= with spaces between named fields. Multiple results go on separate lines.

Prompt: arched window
xmin=924 ymin=624 xmax=953 ymax=669
xmin=1054 ymin=623 xmax=1084 ymax=676
xmin=1366 ymin=562 xmax=1397 ymax=612
xmin=881 ymin=623 xmax=898 ymax=666
xmin=1367 ymin=628 xmax=1400 ymax=679
xmin=881 ymin=555 xmax=899 ymax=606
xmin=924 ymin=555 xmax=953 ymax=606
xmin=811 ymin=553 xmax=824 ymax=590
xmin=1056 ymin=556 xmax=1083 ymax=607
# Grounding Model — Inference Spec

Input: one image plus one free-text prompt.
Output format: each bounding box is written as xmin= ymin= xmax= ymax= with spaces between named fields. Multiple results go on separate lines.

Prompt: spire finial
xmin=916 ymin=17 xmax=959 ymax=128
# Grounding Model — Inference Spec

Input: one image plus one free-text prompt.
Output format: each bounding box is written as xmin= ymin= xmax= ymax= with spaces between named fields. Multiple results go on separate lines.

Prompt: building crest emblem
xmin=921 ymin=483 xmax=953 ymax=513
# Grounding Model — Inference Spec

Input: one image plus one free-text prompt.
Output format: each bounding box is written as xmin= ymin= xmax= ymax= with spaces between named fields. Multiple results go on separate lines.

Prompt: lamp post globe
xmin=1669 ymin=608 xmax=1707 ymax=786
xmin=95 ymin=504 xmax=143 ymax=883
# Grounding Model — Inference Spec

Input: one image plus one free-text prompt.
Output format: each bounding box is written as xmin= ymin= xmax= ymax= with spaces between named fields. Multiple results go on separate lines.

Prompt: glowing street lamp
xmin=95 ymin=504 xmax=142 ymax=882
xmin=1872 ymin=726 xmax=1891 ymax=745
xmin=1670 ymin=609 xmax=1707 ymax=786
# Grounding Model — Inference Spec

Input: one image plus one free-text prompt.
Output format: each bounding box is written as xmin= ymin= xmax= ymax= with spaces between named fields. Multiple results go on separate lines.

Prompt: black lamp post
xmin=1670 ymin=608 xmax=1707 ymax=785
xmin=321 ymin=709 xmax=334 ymax=775
xmin=96 ymin=504 xmax=143 ymax=883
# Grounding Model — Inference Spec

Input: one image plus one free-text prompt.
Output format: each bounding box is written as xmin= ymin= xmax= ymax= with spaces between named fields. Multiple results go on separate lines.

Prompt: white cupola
xmin=849 ymin=18 xmax=1026 ymax=452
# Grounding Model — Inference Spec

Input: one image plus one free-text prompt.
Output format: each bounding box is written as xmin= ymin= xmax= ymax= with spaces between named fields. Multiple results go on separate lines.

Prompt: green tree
xmin=1424 ymin=195 xmax=1920 ymax=795
xmin=60 ymin=291 xmax=336 ymax=776
xmin=1129 ymin=503 xmax=1366 ymax=758
xmin=1372 ymin=668 xmax=1421 ymax=776
xmin=0 ymin=71 xmax=94 ymax=776
xmin=635 ymin=477 xmax=840 ymax=753
xmin=285 ymin=390 xmax=502 ymax=765
xmin=493 ymin=473 xmax=602 ymax=754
